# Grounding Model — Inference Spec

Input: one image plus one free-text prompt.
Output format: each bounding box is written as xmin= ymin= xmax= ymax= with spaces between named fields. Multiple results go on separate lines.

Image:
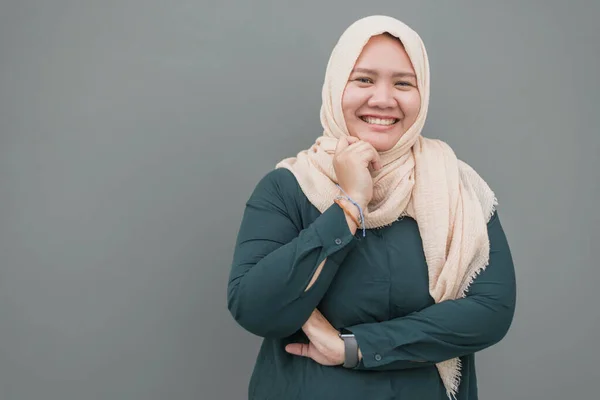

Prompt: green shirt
xmin=228 ymin=168 xmax=516 ymax=400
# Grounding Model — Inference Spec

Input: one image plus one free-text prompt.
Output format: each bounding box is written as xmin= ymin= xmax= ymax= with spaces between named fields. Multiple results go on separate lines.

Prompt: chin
xmin=375 ymin=144 xmax=395 ymax=152
xmin=356 ymin=132 xmax=403 ymax=152
xmin=374 ymin=144 xmax=396 ymax=152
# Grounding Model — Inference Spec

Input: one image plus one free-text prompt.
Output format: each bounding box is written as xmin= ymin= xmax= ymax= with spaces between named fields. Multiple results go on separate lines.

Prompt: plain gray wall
xmin=1 ymin=1 xmax=598 ymax=399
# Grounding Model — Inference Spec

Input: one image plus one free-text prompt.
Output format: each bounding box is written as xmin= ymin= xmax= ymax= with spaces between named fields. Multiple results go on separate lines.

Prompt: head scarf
xmin=276 ymin=15 xmax=497 ymax=398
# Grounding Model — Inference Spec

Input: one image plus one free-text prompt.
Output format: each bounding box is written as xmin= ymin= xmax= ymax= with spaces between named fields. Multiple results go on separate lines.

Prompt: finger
xmin=336 ymin=136 xmax=361 ymax=154
xmin=344 ymin=143 xmax=378 ymax=168
xmin=285 ymin=343 xmax=310 ymax=358
xmin=340 ymin=140 xmax=370 ymax=158
xmin=370 ymin=149 xmax=383 ymax=170
xmin=351 ymin=142 xmax=382 ymax=170
xmin=334 ymin=137 xmax=349 ymax=154
xmin=346 ymin=140 xmax=373 ymax=152
xmin=335 ymin=136 xmax=350 ymax=154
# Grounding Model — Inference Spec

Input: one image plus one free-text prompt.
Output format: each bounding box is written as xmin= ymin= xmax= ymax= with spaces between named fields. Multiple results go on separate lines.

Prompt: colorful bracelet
xmin=335 ymin=185 xmax=366 ymax=237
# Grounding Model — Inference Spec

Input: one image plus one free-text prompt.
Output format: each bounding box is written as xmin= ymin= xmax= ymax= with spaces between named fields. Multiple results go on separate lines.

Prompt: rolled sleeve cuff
xmin=346 ymin=324 xmax=391 ymax=368
xmin=311 ymin=203 xmax=357 ymax=260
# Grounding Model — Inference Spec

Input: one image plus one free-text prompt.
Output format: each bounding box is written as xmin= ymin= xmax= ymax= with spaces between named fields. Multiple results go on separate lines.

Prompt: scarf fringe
xmin=438 ymin=196 xmax=498 ymax=399
xmin=442 ymin=356 xmax=462 ymax=400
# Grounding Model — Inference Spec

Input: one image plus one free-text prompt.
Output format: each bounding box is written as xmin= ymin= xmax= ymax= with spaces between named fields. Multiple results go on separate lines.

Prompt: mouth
xmin=359 ymin=116 xmax=399 ymax=126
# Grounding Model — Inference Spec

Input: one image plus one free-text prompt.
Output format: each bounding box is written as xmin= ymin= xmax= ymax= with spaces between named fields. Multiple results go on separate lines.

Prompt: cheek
xmin=399 ymin=92 xmax=421 ymax=118
xmin=342 ymin=87 xmax=364 ymax=116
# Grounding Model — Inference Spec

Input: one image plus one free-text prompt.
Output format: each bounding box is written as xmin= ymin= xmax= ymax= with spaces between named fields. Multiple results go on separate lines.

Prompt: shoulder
xmin=248 ymin=167 xmax=302 ymax=206
xmin=245 ymin=168 xmax=307 ymax=228
xmin=253 ymin=167 xmax=299 ymax=195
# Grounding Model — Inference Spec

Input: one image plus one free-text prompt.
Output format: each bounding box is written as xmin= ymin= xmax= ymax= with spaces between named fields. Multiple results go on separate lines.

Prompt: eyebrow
xmin=351 ymin=67 xmax=416 ymax=79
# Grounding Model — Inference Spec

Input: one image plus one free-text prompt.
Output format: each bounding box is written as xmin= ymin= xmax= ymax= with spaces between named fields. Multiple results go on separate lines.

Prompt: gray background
xmin=0 ymin=0 xmax=598 ymax=399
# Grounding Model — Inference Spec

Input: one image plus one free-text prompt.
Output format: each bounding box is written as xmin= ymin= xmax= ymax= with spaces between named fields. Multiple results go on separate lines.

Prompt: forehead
xmin=354 ymin=34 xmax=413 ymax=70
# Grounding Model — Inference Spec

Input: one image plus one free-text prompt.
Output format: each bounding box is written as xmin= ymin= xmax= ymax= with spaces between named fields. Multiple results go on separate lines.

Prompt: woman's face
xmin=342 ymin=34 xmax=421 ymax=152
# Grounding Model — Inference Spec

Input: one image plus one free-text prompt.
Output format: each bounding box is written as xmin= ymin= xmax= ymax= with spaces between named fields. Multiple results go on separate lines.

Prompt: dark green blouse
xmin=228 ymin=168 xmax=516 ymax=400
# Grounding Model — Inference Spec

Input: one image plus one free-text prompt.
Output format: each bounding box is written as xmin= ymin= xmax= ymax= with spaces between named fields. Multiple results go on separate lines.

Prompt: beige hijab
xmin=275 ymin=15 xmax=497 ymax=399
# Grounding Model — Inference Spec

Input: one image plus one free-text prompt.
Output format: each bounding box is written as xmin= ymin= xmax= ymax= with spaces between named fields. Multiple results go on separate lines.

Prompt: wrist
xmin=335 ymin=186 xmax=367 ymax=237
xmin=336 ymin=336 xmax=346 ymax=365
xmin=336 ymin=186 xmax=368 ymax=208
xmin=340 ymin=192 xmax=368 ymax=210
xmin=336 ymin=198 xmax=361 ymax=221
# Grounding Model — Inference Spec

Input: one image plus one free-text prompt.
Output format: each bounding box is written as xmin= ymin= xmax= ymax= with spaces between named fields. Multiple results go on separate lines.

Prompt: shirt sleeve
xmin=227 ymin=169 xmax=358 ymax=339
xmin=346 ymin=211 xmax=516 ymax=370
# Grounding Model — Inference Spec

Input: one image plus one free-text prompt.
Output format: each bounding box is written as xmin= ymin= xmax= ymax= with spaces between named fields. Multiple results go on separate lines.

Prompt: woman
xmin=227 ymin=15 xmax=516 ymax=400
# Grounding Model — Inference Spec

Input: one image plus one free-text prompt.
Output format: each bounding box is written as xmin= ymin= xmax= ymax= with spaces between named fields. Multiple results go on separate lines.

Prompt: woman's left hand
xmin=285 ymin=309 xmax=345 ymax=366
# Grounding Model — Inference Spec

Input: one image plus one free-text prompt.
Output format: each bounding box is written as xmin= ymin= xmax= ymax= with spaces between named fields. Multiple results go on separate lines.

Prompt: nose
xmin=367 ymin=84 xmax=396 ymax=109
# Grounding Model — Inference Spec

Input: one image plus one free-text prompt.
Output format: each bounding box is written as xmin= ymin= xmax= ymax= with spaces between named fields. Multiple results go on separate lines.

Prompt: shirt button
xmin=335 ymin=238 xmax=342 ymax=245
xmin=374 ymin=354 xmax=382 ymax=361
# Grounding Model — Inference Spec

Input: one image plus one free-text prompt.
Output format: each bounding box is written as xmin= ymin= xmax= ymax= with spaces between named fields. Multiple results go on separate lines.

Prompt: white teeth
xmin=361 ymin=116 xmax=397 ymax=126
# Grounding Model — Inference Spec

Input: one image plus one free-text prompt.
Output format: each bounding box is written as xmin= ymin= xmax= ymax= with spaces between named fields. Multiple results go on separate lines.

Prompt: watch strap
xmin=339 ymin=333 xmax=359 ymax=368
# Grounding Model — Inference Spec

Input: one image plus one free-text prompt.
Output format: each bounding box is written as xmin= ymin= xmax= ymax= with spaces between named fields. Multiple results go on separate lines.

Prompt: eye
xmin=355 ymin=77 xmax=373 ymax=84
xmin=395 ymin=81 xmax=412 ymax=87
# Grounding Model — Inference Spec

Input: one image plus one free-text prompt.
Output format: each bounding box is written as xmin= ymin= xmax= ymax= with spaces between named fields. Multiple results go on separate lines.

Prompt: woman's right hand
xmin=332 ymin=136 xmax=382 ymax=209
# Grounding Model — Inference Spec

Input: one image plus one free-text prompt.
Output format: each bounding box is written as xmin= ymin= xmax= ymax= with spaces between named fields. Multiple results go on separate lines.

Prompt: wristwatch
xmin=338 ymin=330 xmax=359 ymax=368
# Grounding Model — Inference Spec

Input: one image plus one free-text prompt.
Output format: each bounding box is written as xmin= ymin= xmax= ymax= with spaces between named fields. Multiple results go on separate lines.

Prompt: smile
xmin=359 ymin=116 xmax=399 ymax=126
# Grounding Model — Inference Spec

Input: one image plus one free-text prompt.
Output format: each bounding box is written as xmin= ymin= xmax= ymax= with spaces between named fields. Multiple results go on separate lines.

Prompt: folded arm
xmin=347 ymin=212 xmax=516 ymax=371
xmin=227 ymin=170 xmax=358 ymax=338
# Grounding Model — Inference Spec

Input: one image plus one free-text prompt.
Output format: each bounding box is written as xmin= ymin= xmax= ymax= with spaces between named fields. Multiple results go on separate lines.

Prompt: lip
xmin=358 ymin=114 xmax=400 ymax=132
xmin=359 ymin=114 xmax=400 ymax=120
xmin=359 ymin=116 xmax=398 ymax=132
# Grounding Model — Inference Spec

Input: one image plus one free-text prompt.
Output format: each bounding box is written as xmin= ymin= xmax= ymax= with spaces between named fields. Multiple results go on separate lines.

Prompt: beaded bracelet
xmin=335 ymin=185 xmax=366 ymax=237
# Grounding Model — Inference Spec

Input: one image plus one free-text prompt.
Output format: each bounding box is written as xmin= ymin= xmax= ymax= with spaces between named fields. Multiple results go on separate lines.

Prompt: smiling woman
xmin=228 ymin=15 xmax=516 ymax=400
